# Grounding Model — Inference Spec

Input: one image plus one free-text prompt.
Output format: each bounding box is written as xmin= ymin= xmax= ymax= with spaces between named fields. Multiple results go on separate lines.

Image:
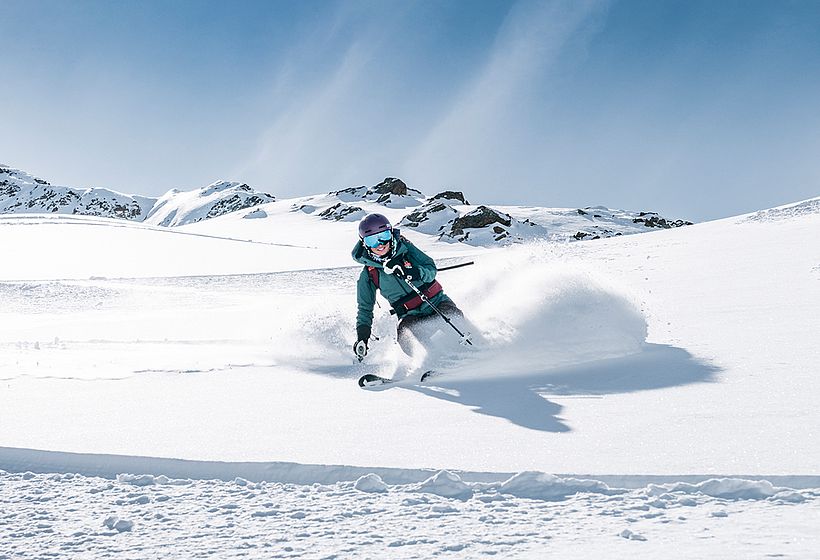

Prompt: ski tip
xmin=358 ymin=373 xmax=393 ymax=388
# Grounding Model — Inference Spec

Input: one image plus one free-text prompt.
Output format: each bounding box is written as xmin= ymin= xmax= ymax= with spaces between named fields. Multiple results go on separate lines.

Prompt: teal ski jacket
xmin=352 ymin=230 xmax=452 ymax=332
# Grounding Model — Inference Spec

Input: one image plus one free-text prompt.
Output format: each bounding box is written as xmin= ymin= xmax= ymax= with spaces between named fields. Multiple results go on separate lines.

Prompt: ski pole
xmin=437 ymin=261 xmax=474 ymax=273
xmin=398 ymin=274 xmax=473 ymax=345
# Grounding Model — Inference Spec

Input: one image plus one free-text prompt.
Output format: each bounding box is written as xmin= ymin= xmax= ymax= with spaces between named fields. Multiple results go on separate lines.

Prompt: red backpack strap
xmin=367 ymin=266 xmax=380 ymax=289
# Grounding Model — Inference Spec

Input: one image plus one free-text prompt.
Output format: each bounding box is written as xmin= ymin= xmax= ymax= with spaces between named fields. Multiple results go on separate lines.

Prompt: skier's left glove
xmin=354 ymin=325 xmax=371 ymax=362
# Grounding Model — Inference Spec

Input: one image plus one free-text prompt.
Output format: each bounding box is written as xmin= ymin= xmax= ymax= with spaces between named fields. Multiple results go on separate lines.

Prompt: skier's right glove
xmin=354 ymin=325 xmax=371 ymax=362
xmin=384 ymin=256 xmax=420 ymax=281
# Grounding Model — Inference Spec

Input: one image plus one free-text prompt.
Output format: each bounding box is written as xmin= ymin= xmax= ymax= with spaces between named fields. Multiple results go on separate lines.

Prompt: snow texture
xmin=1 ymin=178 xmax=819 ymax=558
xmin=0 ymin=469 xmax=817 ymax=559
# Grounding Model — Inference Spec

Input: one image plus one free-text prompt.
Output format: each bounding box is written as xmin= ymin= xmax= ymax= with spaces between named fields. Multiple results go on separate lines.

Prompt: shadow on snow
xmin=406 ymin=344 xmax=720 ymax=433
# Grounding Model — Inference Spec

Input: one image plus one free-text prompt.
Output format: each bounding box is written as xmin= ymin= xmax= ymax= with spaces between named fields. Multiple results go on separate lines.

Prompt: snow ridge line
xmin=2 ymin=447 xmax=819 ymax=492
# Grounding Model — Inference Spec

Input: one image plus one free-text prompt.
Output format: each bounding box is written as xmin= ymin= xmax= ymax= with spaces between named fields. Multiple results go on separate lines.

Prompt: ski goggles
xmin=363 ymin=229 xmax=393 ymax=248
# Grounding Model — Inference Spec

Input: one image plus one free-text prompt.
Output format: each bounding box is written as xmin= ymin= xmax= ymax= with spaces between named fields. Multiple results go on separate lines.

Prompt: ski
xmin=358 ymin=371 xmax=437 ymax=389
xmin=357 ymin=373 xmax=396 ymax=388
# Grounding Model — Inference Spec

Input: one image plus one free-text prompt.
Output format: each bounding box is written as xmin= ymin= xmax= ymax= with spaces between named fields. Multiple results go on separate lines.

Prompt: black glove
xmin=383 ymin=256 xmax=420 ymax=281
xmin=354 ymin=325 xmax=371 ymax=361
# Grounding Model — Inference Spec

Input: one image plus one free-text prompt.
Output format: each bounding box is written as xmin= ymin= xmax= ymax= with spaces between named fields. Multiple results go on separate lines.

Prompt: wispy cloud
xmin=235 ymin=41 xmax=372 ymax=191
xmin=401 ymin=0 xmax=607 ymax=195
xmin=234 ymin=2 xmax=415 ymax=194
xmin=237 ymin=0 xmax=608 ymax=198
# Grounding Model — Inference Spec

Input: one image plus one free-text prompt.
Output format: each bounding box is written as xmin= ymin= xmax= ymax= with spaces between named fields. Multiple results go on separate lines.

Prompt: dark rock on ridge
xmin=430 ymin=191 xmax=469 ymax=205
xmin=449 ymin=206 xmax=512 ymax=236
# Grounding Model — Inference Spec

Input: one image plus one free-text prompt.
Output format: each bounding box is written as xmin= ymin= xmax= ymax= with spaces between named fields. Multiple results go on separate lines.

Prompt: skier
xmin=352 ymin=213 xmax=465 ymax=370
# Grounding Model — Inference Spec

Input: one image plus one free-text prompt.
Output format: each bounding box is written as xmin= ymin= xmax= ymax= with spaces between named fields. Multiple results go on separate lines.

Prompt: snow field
xmin=1 ymin=468 xmax=817 ymax=559
xmin=2 ymin=195 xmax=819 ymax=559
xmin=3 ymin=208 xmax=817 ymax=476
xmin=1 ymin=233 xmax=647 ymax=387
xmin=0 ymin=214 xmax=349 ymax=281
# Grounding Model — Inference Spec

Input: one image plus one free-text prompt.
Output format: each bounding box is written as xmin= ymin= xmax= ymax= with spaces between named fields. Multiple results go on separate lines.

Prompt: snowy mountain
xmin=0 ymin=164 xmax=692 ymax=247
xmin=0 ymin=165 xmax=154 ymax=220
xmin=142 ymin=181 xmax=275 ymax=227
xmin=0 ymin=192 xmax=818 ymax=557
xmin=0 ymin=164 xmax=275 ymax=227
xmin=287 ymin=176 xmax=693 ymax=246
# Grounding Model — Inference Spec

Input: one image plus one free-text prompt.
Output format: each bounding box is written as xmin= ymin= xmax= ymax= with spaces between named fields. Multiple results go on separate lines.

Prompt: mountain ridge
xmin=1 ymin=163 xmax=693 ymax=245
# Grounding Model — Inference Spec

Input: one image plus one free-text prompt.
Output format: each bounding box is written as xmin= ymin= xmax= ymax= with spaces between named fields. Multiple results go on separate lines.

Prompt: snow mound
xmin=498 ymin=472 xmax=620 ymax=501
xmin=243 ymin=208 xmax=267 ymax=219
xmin=355 ymin=473 xmax=389 ymax=493
xmin=618 ymin=528 xmax=647 ymax=541
xmin=646 ymin=478 xmax=791 ymax=500
xmin=103 ymin=516 xmax=134 ymax=533
xmin=117 ymin=473 xmax=159 ymax=486
xmin=413 ymin=470 xmax=473 ymax=500
xmin=116 ymin=473 xmax=191 ymax=486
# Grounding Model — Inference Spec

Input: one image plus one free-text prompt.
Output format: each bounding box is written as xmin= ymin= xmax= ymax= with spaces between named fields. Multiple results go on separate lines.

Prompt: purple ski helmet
xmin=358 ymin=213 xmax=392 ymax=239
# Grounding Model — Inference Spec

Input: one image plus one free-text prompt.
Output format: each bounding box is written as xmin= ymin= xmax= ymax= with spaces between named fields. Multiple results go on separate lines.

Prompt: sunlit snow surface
xmin=1 ymin=467 xmax=818 ymax=559
xmin=1 ymin=197 xmax=819 ymax=557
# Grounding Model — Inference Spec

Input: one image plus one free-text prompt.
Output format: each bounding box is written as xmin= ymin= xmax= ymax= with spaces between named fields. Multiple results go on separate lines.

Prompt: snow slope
xmin=1 ymin=197 xmax=818 ymax=474
xmin=0 ymin=214 xmax=347 ymax=281
xmin=1 ymin=196 xmax=819 ymax=557
xmin=142 ymin=181 xmax=275 ymax=227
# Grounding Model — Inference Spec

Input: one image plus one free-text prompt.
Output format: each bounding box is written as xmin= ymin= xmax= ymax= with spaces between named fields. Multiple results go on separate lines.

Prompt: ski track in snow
xmin=1 ymin=468 xmax=818 ymax=559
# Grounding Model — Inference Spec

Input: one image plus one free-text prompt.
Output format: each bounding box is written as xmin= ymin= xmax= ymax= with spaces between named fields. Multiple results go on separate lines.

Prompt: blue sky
xmin=1 ymin=0 xmax=819 ymax=221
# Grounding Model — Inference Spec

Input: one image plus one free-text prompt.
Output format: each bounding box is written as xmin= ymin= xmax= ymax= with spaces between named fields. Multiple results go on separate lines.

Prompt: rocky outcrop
xmin=318 ymin=202 xmax=366 ymax=222
xmin=443 ymin=206 xmax=512 ymax=243
xmin=430 ymin=191 xmax=469 ymax=205
xmin=78 ymin=196 xmax=147 ymax=220
xmin=332 ymin=178 xmax=424 ymax=209
xmin=571 ymin=207 xmax=692 ymax=241
xmin=398 ymin=200 xmax=460 ymax=236
xmin=207 ymin=193 xmax=272 ymax=220
xmin=1 ymin=166 xmax=154 ymax=219
xmin=401 ymin=202 xmax=456 ymax=228
xmin=436 ymin=206 xmax=545 ymax=245
xmin=449 ymin=206 xmax=511 ymax=234
xmin=372 ymin=178 xmax=409 ymax=196
xmin=632 ymin=212 xmax=693 ymax=229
